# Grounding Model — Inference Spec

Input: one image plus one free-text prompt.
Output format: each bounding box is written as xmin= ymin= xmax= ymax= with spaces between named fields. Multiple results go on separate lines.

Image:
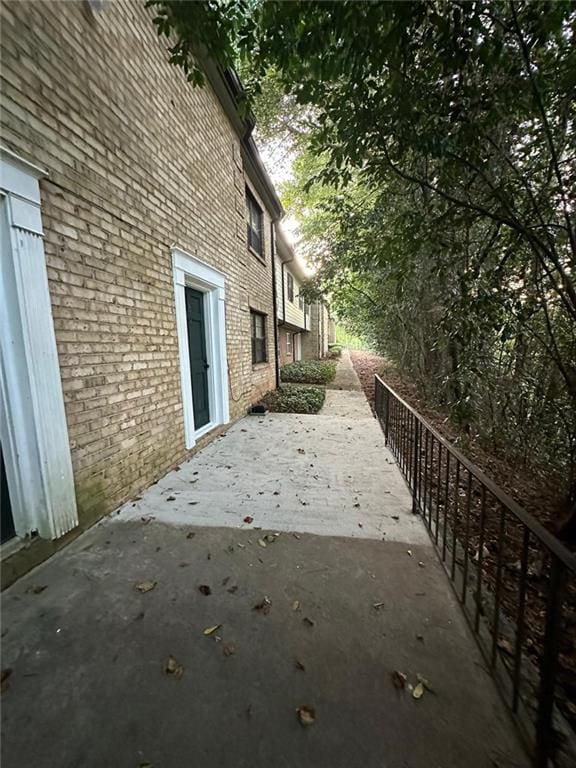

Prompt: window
xmin=251 ymin=310 xmax=267 ymax=364
xmin=287 ymin=272 xmax=294 ymax=303
xmin=298 ymin=293 xmax=304 ymax=311
xmin=286 ymin=332 xmax=292 ymax=355
xmin=246 ymin=187 xmax=263 ymax=258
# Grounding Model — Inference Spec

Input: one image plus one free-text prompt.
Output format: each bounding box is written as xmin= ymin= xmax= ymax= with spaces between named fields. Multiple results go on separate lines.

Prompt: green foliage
xmin=325 ymin=344 xmax=343 ymax=359
xmin=280 ymin=359 xmax=336 ymax=385
xmin=263 ymin=383 xmax=325 ymax=414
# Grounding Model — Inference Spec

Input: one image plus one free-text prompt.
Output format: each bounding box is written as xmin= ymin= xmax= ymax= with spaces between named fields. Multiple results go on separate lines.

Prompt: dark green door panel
xmin=1 ymin=443 xmax=16 ymax=544
xmin=185 ymin=287 xmax=210 ymax=430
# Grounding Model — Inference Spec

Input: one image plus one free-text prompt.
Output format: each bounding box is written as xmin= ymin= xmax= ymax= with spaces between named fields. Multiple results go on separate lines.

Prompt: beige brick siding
xmin=0 ymin=0 xmax=276 ymax=526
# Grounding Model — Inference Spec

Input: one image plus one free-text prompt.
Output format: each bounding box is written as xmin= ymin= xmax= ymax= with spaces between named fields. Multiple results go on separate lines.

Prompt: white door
xmin=294 ymin=333 xmax=302 ymax=361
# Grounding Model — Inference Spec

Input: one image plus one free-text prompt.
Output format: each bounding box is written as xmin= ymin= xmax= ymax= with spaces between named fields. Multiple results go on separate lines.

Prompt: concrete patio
xmin=0 ymin=353 xmax=528 ymax=768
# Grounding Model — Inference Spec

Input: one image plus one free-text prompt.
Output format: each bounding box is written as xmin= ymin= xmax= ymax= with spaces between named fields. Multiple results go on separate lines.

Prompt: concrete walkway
xmin=1 ymin=352 xmax=528 ymax=768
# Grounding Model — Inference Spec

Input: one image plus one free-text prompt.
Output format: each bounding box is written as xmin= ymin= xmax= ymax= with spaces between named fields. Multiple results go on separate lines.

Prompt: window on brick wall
xmin=246 ymin=188 xmax=263 ymax=258
xmin=287 ymin=272 xmax=294 ymax=303
xmin=286 ymin=332 xmax=292 ymax=355
xmin=251 ymin=310 xmax=267 ymax=364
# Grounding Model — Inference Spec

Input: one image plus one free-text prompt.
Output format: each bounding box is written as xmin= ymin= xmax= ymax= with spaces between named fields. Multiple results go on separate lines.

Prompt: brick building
xmin=274 ymin=225 xmax=331 ymax=366
xmin=0 ymin=0 xmax=283 ymax=581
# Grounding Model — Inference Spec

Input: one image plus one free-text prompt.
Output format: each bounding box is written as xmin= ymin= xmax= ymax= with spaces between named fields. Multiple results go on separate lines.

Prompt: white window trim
xmin=0 ymin=147 xmax=78 ymax=540
xmin=286 ymin=332 xmax=292 ymax=354
xmin=172 ymin=248 xmax=229 ymax=449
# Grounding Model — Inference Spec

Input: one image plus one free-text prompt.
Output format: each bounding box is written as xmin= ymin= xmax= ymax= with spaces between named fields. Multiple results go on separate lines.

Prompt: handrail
xmin=374 ymin=373 xmax=576 ymax=767
xmin=375 ymin=374 xmax=576 ymax=572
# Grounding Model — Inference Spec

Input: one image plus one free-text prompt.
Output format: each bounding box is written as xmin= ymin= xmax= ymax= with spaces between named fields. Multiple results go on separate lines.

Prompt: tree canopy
xmin=148 ymin=0 xmax=576 ymax=505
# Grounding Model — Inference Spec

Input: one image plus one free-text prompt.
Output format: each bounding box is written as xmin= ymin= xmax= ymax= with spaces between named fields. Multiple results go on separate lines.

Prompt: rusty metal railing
xmin=374 ymin=374 xmax=576 ymax=767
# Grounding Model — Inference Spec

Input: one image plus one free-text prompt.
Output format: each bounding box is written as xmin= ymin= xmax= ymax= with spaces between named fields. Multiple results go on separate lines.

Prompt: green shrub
xmin=263 ymin=384 xmax=326 ymax=414
xmin=325 ymin=344 xmax=343 ymax=359
xmin=280 ymin=359 xmax=337 ymax=384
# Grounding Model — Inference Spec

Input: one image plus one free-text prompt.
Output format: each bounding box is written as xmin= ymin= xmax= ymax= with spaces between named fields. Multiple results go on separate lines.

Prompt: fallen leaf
xmin=292 ymin=600 xmax=300 ymax=611
xmin=297 ymin=448 xmax=305 ymax=454
xmin=164 ymin=655 xmax=184 ymax=679
xmin=26 ymin=585 xmax=47 ymax=595
xmin=406 ymin=550 xmax=413 ymax=557
xmin=257 ymin=538 xmax=267 ymax=548
xmin=198 ymin=585 xmax=211 ymax=596
xmin=292 ymin=533 xmax=301 ymax=540
xmin=391 ymin=515 xmax=400 ymax=520
xmin=353 ymin=503 xmax=360 ymax=508
xmin=296 ymin=705 xmax=315 ymax=726
xmin=1 ymin=668 xmax=13 ymax=693
xmin=243 ymin=516 xmax=254 ymax=524
xmin=412 ymin=682 xmax=424 ymax=699
xmin=358 ymin=522 xmax=363 ymax=528
xmin=166 ymin=495 xmax=176 ymax=502
xmin=253 ymin=596 xmax=272 ymax=615
xmin=237 ymin=543 xmax=245 ymax=549
xmin=203 ymin=625 xmax=221 ymax=635
xmin=418 ymin=562 xmax=425 ymax=568
xmin=135 ymin=580 xmax=156 ymax=593
xmin=186 ymin=532 xmax=196 ymax=539
xmin=416 ymin=633 xmax=424 ymax=642
xmin=302 ymin=617 xmax=315 ymax=628
xmin=223 ymin=643 xmax=236 ymax=657
xmin=392 ymin=670 xmax=407 ymax=689
xmin=497 ymin=637 xmax=514 ymax=656
xmin=372 ymin=602 xmax=385 ymax=610
xmin=295 ymin=660 xmax=306 ymax=671
xmin=417 ymin=673 xmax=434 ymax=692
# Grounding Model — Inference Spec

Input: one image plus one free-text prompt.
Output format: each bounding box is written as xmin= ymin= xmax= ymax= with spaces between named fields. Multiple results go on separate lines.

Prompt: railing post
xmin=412 ymin=419 xmax=419 ymax=513
xmin=384 ymin=387 xmax=390 ymax=445
xmin=535 ymin=557 xmax=565 ymax=767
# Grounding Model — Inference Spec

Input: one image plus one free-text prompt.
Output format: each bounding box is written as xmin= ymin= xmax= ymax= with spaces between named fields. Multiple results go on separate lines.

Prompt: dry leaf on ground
xmin=257 ymin=538 xmax=267 ymax=548
xmin=296 ymin=705 xmax=315 ymax=726
xmin=198 ymin=585 xmax=211 ymax=596
xmin=292 ymin=600 xmax=300 ymax=611
xmin=164 ymin=655 xmax=184 ymax=679
xmin=392 ymin=670 xmax=407 ymax=689
xmin=497 ymin=637 xmax=514 ymax=656
xmin=373 ymin=602 xmax=385 ymax=610
xmin=243 ymin=516 xmax=254 ymax=524
xmin=302 ymin=617 xmax=315 ymax=628
xmin=186 ymin=532 xmax=195 ymax=539
xmin=295 ymin=660 xmax=306 ymax=672
xmin=203 ymin=624 xmax=222 ymax=635
xmin=1 ymin=668 xmax=13 ymax=693
xmin=417 ymin=674 xmax=434 ymax=693
xmin=26 ymin=585 xmax=47 ymax=595
xmin=223 ymin=643 xmax=236 ymax=657
xmin=253 ymin=596 xmax=272 ymax=615
xmin=135 ymin=580 xmax=156 ymax=593
xmin=412 ymin=682 xmax=424 ymax=699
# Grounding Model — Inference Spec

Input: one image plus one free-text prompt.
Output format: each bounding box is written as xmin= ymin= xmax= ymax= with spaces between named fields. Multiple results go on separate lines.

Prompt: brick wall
xmin=278 ymin=329 xmax=294 ymax=367
xmin=0 ymin=0 xmax=277 ymax=526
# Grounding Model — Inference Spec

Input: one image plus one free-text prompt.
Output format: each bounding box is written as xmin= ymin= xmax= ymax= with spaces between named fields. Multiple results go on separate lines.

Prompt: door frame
xmin=172 ymin=248 xmax=229 ymax=448
xmin=0 ymin=147 xmax=78 ymax=542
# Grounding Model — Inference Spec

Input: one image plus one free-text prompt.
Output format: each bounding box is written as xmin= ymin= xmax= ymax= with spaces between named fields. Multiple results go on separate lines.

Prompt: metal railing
xmin=374 ymin=375 xmax=576 ymax=767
